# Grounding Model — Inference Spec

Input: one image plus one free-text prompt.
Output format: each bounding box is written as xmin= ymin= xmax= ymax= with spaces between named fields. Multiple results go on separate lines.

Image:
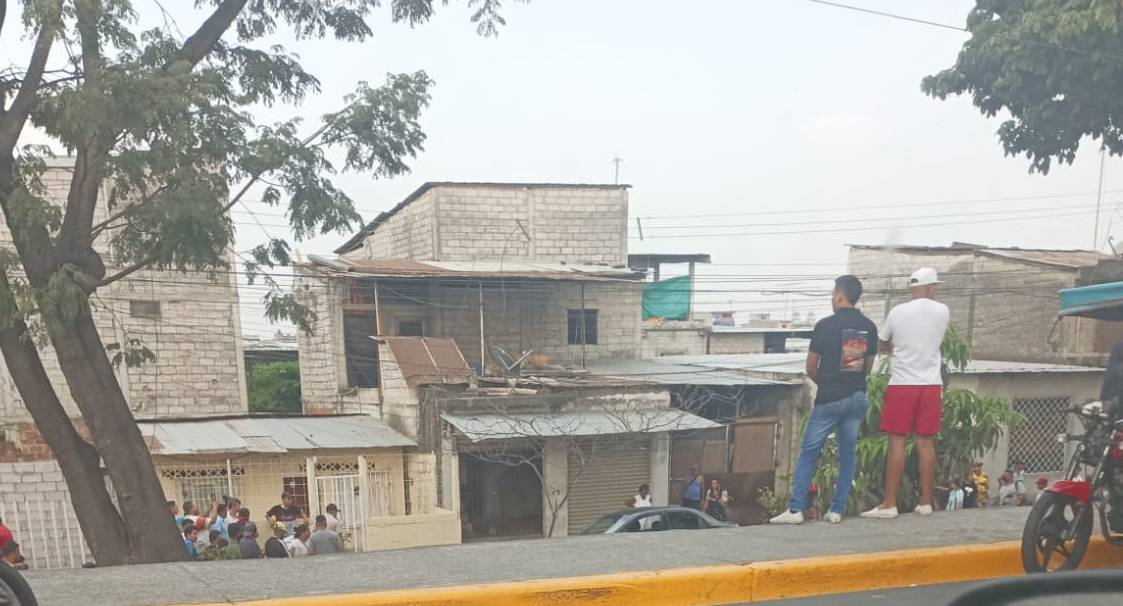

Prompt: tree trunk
xmin=48 ymin=309 xmax=187 ymax=564
xmin=0 ymin=323 xmax=130 ymax=565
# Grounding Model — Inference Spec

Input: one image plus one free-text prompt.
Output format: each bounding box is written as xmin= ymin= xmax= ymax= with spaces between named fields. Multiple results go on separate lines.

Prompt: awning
xmin=441 ymin=409 xmax=720 ymax=443
xmin=1059 ymin=281 xmax=1123 ymax=320
xmin=139 ymin=414 xmax=416 ymax=455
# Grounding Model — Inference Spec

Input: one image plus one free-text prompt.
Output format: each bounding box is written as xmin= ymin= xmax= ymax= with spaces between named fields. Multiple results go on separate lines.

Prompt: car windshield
xmin=579 ymin=513 xmax=627 ymax=535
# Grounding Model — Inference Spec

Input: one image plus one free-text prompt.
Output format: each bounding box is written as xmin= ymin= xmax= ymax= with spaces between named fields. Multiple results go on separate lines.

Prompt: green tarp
xmin=642 ymin=276 xmax=691 ymax=320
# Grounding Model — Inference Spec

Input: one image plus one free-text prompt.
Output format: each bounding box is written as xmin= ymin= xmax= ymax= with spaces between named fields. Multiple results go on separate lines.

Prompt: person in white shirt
xmin=862 ymin=267 xmax=950 ymax=520
xmin=324 ymin=503 xmax=344 ymax=533
xmin=284 ymin=523 xmax=311 ymax=557
xmin=633 ymin=483 xmax=653 ymax=508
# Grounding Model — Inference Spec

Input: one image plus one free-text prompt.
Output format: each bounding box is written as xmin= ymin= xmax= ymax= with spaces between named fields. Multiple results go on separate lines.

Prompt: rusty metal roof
xmin=380 ymin=337 xmax=472 ymax=388
xmin=305 ymin=255 xmax=642 ymax=282
xmin=336 ymin=182 xmax=631 ymax=254
xmin=138 ymin=415 xmax=415 ymax=455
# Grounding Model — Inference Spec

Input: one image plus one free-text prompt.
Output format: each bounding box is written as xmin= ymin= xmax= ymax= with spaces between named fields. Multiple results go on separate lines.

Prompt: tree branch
xmin=89 ymin=183 xmax=171 ymax=238
xmin=177 ymin=0 xmax=249 ymax=67
xmin=0 ymin=1 xmax=63 ymax=153
xmin=98 ymin=253 xmax=158 ymax=288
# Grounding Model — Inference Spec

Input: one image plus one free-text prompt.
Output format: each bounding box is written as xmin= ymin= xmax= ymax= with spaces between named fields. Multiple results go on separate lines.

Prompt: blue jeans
xmin=788 ymin=391 xmax=868 ymax=514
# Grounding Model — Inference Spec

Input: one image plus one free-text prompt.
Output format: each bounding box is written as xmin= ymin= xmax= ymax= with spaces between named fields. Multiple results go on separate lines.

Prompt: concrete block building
xmin=295 ymin=183 xmax=723 ymax=540
xmin=0 ymin=159 xmax=248 ymax=568
xmin=849 ymin=243 xmax=1123 ymax=366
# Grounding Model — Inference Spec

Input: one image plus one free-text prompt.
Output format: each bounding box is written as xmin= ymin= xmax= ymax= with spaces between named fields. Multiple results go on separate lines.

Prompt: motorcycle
xmin=1021 ymin=401 xmax=1123 ymax=572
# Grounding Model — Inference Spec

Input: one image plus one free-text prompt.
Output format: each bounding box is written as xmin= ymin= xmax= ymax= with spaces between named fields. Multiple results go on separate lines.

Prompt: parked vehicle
xmin=1022 ymin=280 xmax=1123 ymax=573
xmin=578 ymin=506 xmax=736 ymax=535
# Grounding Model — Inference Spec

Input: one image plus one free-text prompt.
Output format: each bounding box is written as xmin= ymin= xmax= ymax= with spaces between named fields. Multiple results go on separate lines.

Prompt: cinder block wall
xmin=0 ymin=161 xmax=247 ymax=426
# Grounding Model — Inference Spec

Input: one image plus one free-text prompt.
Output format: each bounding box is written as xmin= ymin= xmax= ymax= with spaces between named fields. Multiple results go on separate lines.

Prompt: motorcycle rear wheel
xmin=1021 ymin=491 xmax=1093 ymax=573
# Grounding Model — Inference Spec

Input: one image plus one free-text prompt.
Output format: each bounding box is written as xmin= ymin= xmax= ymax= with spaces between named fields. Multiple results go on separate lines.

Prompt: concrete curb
xmin=177 ymin=538 xmax=1123 ymax=606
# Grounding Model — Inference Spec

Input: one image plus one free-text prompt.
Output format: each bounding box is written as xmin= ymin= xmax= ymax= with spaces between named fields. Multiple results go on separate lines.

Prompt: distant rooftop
xmin=337 ymin=181 xmax=631 ymax=254
xmin=849 ymin=243 xmax=1108 ymax=270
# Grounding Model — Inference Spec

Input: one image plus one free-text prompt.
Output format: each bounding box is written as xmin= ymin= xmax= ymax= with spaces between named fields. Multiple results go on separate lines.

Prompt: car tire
xmin=0 ymin=565 xmax=38 ymax=606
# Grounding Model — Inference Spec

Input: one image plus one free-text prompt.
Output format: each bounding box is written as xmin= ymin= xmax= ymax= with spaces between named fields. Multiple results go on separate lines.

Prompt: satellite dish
xmin=490 ymin=346 xmax=533 ymax=380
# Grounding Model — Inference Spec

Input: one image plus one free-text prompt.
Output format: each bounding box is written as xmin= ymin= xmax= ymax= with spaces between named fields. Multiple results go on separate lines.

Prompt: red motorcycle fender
xmin=1046 ymin=480 xmax=1092 ymax=504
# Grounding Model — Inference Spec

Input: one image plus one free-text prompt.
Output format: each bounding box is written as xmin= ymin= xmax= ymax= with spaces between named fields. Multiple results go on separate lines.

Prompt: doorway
xmin=460 ymin=454 xmax=543 ymax=541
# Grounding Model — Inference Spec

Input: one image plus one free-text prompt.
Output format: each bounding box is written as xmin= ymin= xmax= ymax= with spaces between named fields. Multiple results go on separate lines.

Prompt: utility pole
xmin=1095 ymin=145 xmax=1107 ymax=251
xmin=612 ymin=155 xmax=623 ymax=184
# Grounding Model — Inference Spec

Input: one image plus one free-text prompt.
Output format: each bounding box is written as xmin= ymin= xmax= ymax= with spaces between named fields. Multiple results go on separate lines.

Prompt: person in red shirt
xmin=0 ymin=518 xmax=13 ymax=551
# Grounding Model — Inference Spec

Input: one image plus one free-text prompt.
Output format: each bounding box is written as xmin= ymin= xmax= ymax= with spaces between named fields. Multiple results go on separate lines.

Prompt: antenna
xmin=612 ymin=155 xmax=623 ymax=184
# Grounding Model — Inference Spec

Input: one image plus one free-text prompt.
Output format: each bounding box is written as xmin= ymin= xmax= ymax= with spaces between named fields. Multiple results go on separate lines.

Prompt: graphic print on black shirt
xmin=841 ymin=328 xmax=870 ymax=372
xmin=809 ymin=308 xmax=878 ymax=405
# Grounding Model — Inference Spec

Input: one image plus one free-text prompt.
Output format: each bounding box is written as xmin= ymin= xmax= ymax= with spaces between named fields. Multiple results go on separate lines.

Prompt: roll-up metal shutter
xmin=566 ymin=438 xmax=652 ymax=534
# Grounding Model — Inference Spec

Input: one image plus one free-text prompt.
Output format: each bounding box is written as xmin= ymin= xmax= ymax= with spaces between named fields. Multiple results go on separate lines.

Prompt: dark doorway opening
xmin=460 ymin=453 xmax=543 ymax=541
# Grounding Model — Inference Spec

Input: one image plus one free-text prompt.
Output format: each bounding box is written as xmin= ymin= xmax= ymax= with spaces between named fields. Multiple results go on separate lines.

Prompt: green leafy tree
xmin=0 ymin=0 xmax=520 ymax=565
xmin=247 ymin=361 xmax=301 ymax=413
xmin=922 ymin=0 xmax=1123 ymax=173
xmin=806 ymin=327 xmax=1022 ymax=514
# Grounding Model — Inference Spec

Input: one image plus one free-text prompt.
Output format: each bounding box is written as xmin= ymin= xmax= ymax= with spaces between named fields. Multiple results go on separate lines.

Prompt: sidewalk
xmin=19 ymin=508 xmax=1062 ymax=605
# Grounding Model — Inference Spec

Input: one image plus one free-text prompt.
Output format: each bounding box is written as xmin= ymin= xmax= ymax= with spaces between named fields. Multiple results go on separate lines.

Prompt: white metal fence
xmin=1 ymin=499 xmax=91 ymax=570
xmin=1009 ymin=396 xmax=1072 ymax=473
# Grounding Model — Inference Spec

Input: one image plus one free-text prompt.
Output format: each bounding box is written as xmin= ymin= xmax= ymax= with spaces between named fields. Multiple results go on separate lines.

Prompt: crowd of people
xmin=172 ymin=491 xmax=347 ymax=560
xmin=941 ymin=461 xmax=1047 ymax=510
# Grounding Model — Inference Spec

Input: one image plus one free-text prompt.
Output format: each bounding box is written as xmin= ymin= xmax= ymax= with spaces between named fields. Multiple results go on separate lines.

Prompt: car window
xmin=623 ymin=513 xmax=665 ymax=532
xmin=579 ymin=513 xmax=626 ymax=535
xmin=667 ymin=510 xmax=704 ymax=530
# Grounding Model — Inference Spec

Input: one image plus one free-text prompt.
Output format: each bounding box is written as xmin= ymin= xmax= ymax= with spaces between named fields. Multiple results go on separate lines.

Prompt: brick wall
xmin=640 ymin=325 xmax=708 ymax=358
xmin=0 ymin=160 xmax=247 ymax=423
xmin=347 ymin=185 xmax=629 ymax=266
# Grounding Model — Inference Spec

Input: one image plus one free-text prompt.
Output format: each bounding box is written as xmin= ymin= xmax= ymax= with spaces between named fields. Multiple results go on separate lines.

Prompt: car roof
xmin=600 ymin=506 xmax=703 ymax=517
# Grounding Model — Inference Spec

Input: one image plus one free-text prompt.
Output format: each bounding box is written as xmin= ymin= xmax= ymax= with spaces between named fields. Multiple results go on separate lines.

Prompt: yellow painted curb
xmin=174 ymin=538 xmax=1123 ymax=606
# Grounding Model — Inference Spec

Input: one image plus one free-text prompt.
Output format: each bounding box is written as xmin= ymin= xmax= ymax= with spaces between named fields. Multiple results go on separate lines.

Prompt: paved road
xmin=752 ymin=582 xmax=981 ymax=606
xmin=23 ymin=507 xmax=1029 ymax=606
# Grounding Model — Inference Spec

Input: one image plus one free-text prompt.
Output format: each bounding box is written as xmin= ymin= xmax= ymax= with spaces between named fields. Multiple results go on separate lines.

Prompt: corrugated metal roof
xmin=848 ymin=243 xmax=1106 ymax=270
xmin=962 ymin=360 xmax=1103 ymax=374
xmin=381 ymin=337 xmax=472 ymax=388
xmin=336 ymin=182 xmax=631 ymax=254
xmin=305 ymin=255 xmax=641 ymax=282
xmin=139 ymin=415 xmax=415 ymax=455
xmin=441 ymin=409 xmax=719 ymax=442
xmin=585 ymin=359 xmax=795 ymax=386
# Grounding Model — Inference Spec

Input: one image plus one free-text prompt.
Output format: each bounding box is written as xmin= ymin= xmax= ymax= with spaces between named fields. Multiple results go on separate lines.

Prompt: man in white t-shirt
xmin=862 ymin=267 xmax=950 ymax=520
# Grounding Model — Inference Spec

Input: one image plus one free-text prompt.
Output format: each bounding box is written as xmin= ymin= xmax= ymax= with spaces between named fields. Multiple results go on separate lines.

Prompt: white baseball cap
xmin=909 ymin=267 xmax=941 ymax=287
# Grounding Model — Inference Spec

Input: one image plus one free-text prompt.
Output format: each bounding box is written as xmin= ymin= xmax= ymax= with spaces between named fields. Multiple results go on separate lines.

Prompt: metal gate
xmin=566 ymin=439 xmax=652 ymax=534
xmin=314 ymin=474 xmax=365 ymax=552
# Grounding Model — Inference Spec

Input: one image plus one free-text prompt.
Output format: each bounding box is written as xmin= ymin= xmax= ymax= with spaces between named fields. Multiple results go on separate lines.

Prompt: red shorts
xmin=881 ymin=385 xmax=942 ymax=436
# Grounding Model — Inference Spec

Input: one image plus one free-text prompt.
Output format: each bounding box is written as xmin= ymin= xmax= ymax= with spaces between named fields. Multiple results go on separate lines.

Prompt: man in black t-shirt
xmin=771 ymin=275 xmax=877 ymax=525
xmin=266 ymin=491 xmax=306 ymax=536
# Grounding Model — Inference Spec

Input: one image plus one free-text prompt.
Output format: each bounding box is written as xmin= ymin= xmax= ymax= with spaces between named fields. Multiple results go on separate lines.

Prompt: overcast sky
xmin=7 ymin=1 xmax=1121 ymax=336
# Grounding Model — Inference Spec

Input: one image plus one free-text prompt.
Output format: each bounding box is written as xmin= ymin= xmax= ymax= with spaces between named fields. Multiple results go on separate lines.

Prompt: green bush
xmin=247 ymin=361 xmax=302 ymax=414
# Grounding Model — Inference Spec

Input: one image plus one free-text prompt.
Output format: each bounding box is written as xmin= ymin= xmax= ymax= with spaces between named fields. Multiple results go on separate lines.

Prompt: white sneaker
xmin=824 ymin=512 xmax=842 ymax=524
xmin=770 ymin=510 xmax=804 ymax=525
xmin=860 ymin=506 xmax=899 ymax=519
xmin=915 ymin=504 xmax=934 ymax=516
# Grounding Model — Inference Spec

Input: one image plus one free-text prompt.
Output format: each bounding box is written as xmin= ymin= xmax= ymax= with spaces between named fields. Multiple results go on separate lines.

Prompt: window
xmin=567 ymin=309 xmax=598 ymax=345
xmin=623 ymin=512 xmax=665 ymax=532
xmin=343 ymin=311 xmax=379 ymax=388
xmin=129 ymin=300 xmax=161 ymax=319
xmin=398 ymin=319 xmax=425 ymax=337
xmin=668 ymin=510 xmax=704 ymax=530
xmin=178 ymin=477 xmax=227 ymax=506
xmin=1009 ymin=396 xmax=1072 ymax=473
xmin=282 ymin=476 xmax=310 ymax=514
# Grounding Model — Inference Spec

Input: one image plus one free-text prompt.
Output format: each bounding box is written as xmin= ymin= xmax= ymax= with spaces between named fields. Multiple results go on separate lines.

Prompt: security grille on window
xmin=1008 ymin=396 xmax=1072 ymax=473
xmin=129 ymin=300 xmax=161 ymax=319
xmin=179 ymin=477 xmax=229 ymax=506
xmin=567 ymin=309 xmax=598 ymax=345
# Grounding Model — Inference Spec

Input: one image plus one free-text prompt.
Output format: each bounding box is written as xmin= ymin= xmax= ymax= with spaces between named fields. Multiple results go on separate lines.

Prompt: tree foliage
xmin=0 ymin=0 xmax=525 ymax=565
xmin=922 ymin=0 xmax=1123 ymax=173
xmin=247 ymin=360 xmax=302 ymax=413
xmin=807 ymin=327 xmax=1022 ymax=514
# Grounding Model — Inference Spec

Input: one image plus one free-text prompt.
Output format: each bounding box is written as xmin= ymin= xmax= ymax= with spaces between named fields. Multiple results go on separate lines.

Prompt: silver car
xmin=578 ymin=506 xmax=736 ymax=535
